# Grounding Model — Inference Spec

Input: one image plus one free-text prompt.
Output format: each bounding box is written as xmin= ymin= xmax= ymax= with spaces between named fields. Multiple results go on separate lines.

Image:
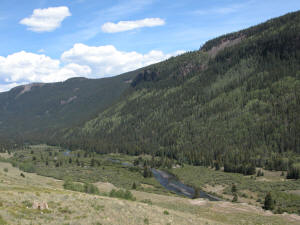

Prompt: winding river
xmin=106 ymin=158 xmax=220 ymax=201
xmin=152 ymin=169 xmax=220 ymax=201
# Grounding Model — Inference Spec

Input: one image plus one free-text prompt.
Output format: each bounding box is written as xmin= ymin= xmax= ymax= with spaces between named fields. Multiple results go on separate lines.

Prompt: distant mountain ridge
xmin=0 ymin=73 xmax=136 ymax=141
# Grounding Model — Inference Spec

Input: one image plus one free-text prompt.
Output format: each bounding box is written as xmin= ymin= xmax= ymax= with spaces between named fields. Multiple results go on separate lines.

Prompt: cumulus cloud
xmin=0 ymin=51 xmax=91 ymax=87
xmin=0 ymin=44 xmax=184 ymax=92
xmin=101 ymin=18 xmax=165 ymax=33
xmin=61 ymin=43 xmax=183 ymax=76
xmin=20 ymin=6 xmax=71 ymax=32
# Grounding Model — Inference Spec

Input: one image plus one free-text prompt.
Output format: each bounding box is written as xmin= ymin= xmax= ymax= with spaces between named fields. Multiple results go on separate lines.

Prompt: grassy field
xmin=0 ymin=161 xmax=300 ymax=225
xmin=169 ymin=165 xmax=300 ymax=214
xmin=4 ymin=145 xmax=171 ymax=195
xmin=1 ymin=145 xmax=300 ymax=224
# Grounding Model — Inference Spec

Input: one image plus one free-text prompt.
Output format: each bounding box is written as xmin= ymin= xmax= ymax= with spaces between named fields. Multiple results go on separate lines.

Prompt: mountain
xmin=0 ymin=72 xmax=136 ymax=142
xmin=60 ymin=11 xmax=300 ymax=171
xmin=0 ymin=11 xmax=299 ymax=173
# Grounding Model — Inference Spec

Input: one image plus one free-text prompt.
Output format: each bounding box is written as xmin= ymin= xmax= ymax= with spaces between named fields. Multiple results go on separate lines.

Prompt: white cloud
xmin=20 ymin=6 xmax=71 ymax=32
xmin=101 ymin=18 xmax=165 ymax=33
xmin=61 ymin=43 xmax=183 ymax=77
xmin=0 ymin=82 xmax=25 ymax=93
xmin=0 ymin=44 xmax=184 ymax=92
xmin=0 ymin=51 xmax=91 ymax=87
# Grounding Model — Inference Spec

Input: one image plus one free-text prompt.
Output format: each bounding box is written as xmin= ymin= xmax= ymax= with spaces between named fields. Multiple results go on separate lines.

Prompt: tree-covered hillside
xmin=60 ymin=11 xmax=300 ymax=173
xmin=0 ymin=72 xmax=136 ymax=142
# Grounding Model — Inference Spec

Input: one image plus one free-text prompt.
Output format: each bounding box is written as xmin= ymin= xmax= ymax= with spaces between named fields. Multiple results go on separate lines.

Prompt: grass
xmin=5 ymin=145 xmax=176 ymax=197
xmin=169 ymin=165 xmax=300 ymax=214
xmin=0 ymin=160 xmax=299 ymax=224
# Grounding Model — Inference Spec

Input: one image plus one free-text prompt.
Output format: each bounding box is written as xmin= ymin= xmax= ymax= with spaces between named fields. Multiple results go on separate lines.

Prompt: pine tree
xmin=132 ymin=182 xmax=137 ymax=189
xmin=264 ymin=192 xmax=275 ymax=210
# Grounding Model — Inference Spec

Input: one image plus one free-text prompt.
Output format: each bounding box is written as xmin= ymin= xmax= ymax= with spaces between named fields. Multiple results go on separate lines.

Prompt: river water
xmin=106 ymin=157 xmax=219 ymax=201
xmin=152 ymin=169 xmax=220 ymax=201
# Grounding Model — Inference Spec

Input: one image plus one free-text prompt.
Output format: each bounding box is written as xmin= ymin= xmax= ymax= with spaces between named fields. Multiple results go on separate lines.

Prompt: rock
xmin=32 ymin=201 xmax=49 ymax=210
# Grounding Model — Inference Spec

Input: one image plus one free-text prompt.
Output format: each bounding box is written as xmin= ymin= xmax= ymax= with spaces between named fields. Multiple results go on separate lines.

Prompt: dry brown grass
xmin=0 ymin=162 xmax=299 ymax=225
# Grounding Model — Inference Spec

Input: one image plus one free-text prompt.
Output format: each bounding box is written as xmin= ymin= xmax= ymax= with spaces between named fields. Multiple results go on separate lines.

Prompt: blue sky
xmin=0 ymin=0 xmax=299 ymax=92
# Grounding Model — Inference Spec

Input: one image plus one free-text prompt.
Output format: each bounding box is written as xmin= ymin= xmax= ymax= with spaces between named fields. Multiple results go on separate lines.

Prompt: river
xmin=106 ymin=157 xmax=220 ymax=201
xmin=152 ymin=169 xmax=220 ymax=201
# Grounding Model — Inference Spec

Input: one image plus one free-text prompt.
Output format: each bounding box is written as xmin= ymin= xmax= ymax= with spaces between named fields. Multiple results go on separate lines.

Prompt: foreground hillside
xmin=0 ymin=159 xmax=299 ymax=225
xmin=61 ymin=11 xmax=300 ymax=171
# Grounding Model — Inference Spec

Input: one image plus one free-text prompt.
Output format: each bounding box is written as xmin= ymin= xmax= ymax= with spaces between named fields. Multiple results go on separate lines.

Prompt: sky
xmin=0 ymin=0 xmax=299 ymax=92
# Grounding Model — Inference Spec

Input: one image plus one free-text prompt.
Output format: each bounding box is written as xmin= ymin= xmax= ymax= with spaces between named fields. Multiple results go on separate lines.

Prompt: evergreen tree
xmin=264 ymin=192 xmax=275 ymax=210
xmin=132 ymin=182 xmax=137 ymax=189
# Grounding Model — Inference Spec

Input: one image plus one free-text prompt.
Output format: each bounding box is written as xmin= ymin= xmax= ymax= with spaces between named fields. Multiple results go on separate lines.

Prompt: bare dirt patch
xmin=189 ymin=199 xmax=207 ymax=206
xmin=94 ymin=181 xmax=116 ymax=193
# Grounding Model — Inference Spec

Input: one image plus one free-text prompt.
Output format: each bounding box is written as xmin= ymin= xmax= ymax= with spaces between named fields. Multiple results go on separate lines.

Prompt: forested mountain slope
xmin=0 ymin=73 xmax=135 ymax=142
xmin=61 ymin=11 xmax=300 ymax=170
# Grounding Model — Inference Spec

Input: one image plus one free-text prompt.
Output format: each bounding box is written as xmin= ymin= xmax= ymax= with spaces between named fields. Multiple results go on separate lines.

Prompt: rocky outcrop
xmin=32 ymin=201 xmax=49 ymax=210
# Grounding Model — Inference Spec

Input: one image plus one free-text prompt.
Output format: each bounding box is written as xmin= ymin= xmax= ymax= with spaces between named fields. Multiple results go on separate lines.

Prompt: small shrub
xmin=144 ymin=218 xmax=149 ymax=225
xmin=91 ymin=203 xmax=104 ymax=211
xmin=241 ymin=193 xmax=248 ymax=198
xmin=140 ymin=199 xmax=152 ymax=205
xmin=19 ymin=163 xmax=35 ymax=173
xmin=20 ymin=173 xmax=25 ymax=178
xmin=3 ymin=168 xmax=8 ymax=172
xmin=63 ymin=180 xmax=84 ymax=192
xmin=58 ymin=207 xmax=72 ymax=214
xmin=232 ymin=194 xmax=238 ymax=202
xmin=109 ymin=189 xmax=136 ymax=201
xmin=22 ymin=200 xmax=32 ymax=208
xmin=275 ymin=207 xmax=284 ymax=214
xmin=63 ymin=180 xmax=99 ymax=195
xmin=231 ymin=184 xmax=237 ymax=193
xmin=163 ymin=210 xmax=169 ymax=215
xmin=84 ymin=183 xmax=99 ymax=195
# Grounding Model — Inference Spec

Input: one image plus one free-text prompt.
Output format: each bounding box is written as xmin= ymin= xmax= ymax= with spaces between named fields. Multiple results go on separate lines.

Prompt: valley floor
xmin=0 ymin=161 xmax=299 ymax=225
